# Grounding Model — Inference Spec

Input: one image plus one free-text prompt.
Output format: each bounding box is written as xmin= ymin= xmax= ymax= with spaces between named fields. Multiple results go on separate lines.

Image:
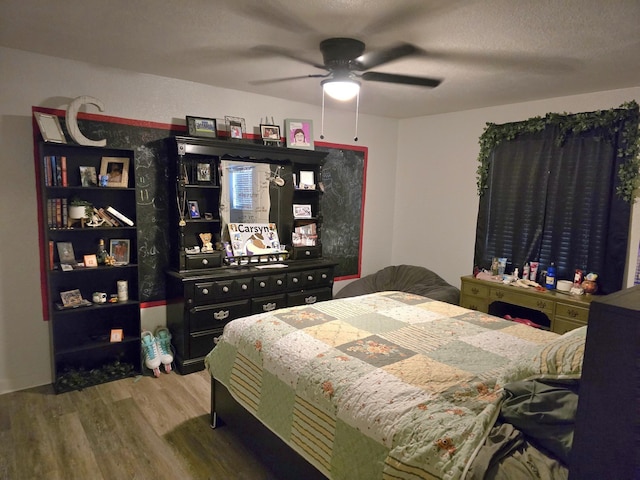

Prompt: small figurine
xmin=582 ymin=272 xmax=598 ymax=294
xmin=199 ymin=232 xmax=214 ymax=253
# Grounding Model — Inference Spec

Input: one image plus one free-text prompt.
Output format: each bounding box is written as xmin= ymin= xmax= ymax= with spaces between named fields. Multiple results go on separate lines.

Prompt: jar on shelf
xmin=96 ymin=239 xmax=108 ymax=265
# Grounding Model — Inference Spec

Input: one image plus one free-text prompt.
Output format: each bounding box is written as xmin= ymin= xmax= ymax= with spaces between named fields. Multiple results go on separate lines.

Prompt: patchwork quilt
xmin=205 ymin=291 xmax=560 ymax=480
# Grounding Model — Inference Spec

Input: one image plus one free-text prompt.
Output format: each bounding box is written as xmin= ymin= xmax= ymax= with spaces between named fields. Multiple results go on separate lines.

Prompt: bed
xmin=205 ymin=291 xmax=585 ymax=479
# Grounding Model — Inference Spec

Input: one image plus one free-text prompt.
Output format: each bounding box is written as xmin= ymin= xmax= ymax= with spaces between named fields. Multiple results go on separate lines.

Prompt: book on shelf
xmin=60 ymin=156 xmax=67 ymax=186
xmin=106 ymin=206 xmax=134 ymax=226
xmin=95 ymin=207 xmax=116 ymax=226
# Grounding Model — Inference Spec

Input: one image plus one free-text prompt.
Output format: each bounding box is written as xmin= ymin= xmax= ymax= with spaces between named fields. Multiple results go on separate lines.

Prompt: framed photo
xmin=83 ymin=254 xmax=98 ymax=268
xmin=186 ymin=116 xmax=218 ymax=138
xmin=260 ymin=124 xmax=281 ymax=140
xmin=100 ymin=157 xmax=129 ymax=188
xmin=60 ymin=289 xmax=83 ymax=307
xmin=57 ymin=241 xmax=77 ymax=265
xmin=293 ymin=204 xmax=312 ymax=218
xmin=109 ymin=239 xmax=130 ymax=265
xmin=225 ymin=116 xmax=246 ymax=140
xmin=34 ymin=112 xmax=67 ymax=143
xmin=285 ymin=119 xmax=314 ymax=150
xmin=110 ymin=329 xmax=124 ymax=342
xmin=79 ymin=166 xmax=97 ymax=186
xmin=188 ymin=200 xmax=201 ymax=219
xmin=196 ymin=162 xmax=211 ymax=182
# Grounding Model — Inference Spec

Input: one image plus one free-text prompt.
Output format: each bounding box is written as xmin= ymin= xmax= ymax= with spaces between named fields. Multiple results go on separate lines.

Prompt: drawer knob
xmin=321 ymin=273 xmax=327 ymax=279
xmin=262 ymin=302 xmax=276 ymax=312
xmin=276 ymin=279 xmax=283 ymax=286
xmin=213 ymin=310 xmax=230 ymax=320
xmin=293 ymin=278 xmax=299 ymax=283
xmin=471 ymin=287 xmax=479 ymax=294
xmin=568 ymin=308 xmax=579 ymax=318
xmin=305 ymin=250 xmax=311 ymax=256
xmin=202 ymin=258 xmax=209 ymax=265
xmin=307 ymin=275 xmax=314 ymax=281
xmin=259 ymin=281 xmax=266 ymax=288
xmin=241 ymin=284 xmax=248 ymax=290
xmin=305 ymin=295 xmax=317 ymax=304
xmin=202 ymin=288 xmax=209 ymax=295
xmin=495 ymin=291 xmax=504 ymax=299
xmin=470 ymin=304 xmax=478 ymax=310
xmin=537 ymin=300 xmax=547 ymax=309
xmin=222 ymin=286 xmax=229 ymax=293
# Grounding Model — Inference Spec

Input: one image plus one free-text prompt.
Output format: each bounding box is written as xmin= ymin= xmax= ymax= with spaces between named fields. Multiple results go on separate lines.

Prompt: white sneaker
xmin=154 ymin=327 xmax=174 ymax=373
xmin=141 ymin=330 xmax=161 ymax=377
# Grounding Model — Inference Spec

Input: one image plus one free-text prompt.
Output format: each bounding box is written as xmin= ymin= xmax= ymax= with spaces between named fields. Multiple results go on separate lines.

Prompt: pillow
xmin=500 ymin=326 xmax=587 ymax=385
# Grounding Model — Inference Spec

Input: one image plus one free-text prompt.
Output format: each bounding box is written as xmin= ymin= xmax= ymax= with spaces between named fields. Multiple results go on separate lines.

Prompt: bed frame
xmin=211 ymin=378 xmax=326 ymax=479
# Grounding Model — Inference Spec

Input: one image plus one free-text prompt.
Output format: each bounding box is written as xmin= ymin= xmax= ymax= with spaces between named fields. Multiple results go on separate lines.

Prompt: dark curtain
xmin=474 ymin=119 xmax=631 ymax=294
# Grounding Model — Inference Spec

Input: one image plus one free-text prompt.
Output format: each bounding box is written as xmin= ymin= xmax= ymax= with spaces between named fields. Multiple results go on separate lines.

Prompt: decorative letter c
xmin=66 ymin=96 xmax=107 ymax=147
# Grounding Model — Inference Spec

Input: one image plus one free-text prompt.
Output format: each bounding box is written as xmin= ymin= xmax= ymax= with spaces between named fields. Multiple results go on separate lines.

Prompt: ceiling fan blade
xmin=252 ymin=45 xmax=327 ymax=70
xmin=361 ymin=71 xmax=441 ymax=88
xmin=249 ymin=73 xmax=328 ymax=85
xmin=355 ymin=43 xmax=422 ymax=70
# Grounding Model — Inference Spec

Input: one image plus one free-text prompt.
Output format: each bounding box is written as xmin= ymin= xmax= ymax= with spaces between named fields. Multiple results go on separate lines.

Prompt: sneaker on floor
xmin=154 ymin=327 xmax=174 ymax=373
xmin=141 ymin=330 xmax=161 ymax=377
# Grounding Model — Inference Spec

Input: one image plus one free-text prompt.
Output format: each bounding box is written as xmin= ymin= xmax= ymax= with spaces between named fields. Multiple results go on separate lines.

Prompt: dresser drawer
xmin=251 ymin=294 xmax=287 ymax=314
xmin=555 ymin=302 xmax=589 ymax=323
xmin=189 ymin=328 xmax=223 ymax=358
xmin=185 ymin=252 xmax=222 ymax=270
xmin=190 ymin=299 xmax=251 ymax=331
xmin=291 ymin=245 xmax=322 ymax=260
xmin=490 ymin=288 xmax=554 ymax=315
xmin=253 ymin=274 xmax=286 ymax=294
xmin=288 ymin=287 xmax=332 ymax=306
xmin=462 ymin=281 xmax=490 ymax=299
xmin=553 ymin=316 xmax=586 ymax=335
xmin=194 ymin=277 xmax=252 ymax=304
xmin=460 ymin=294 xmax=489 ymax=313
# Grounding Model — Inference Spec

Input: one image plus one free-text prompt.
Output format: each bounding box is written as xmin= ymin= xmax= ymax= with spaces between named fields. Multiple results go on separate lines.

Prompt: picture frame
xmin=293 ymin=204 xmax=312 ymax=218
xmin=285 ymin=119 xmax=314 ymax=150
xmin=79 ymin=166 xmax=97 ymax=186
xmin=186 ymin=116 xmax=218 ymax=138
xmin=188 ymin=200 xmax=201 ymax=219
xmin=196 ymin=162 xmax=211 ymax=183
xmin=60 ymin=289 xmax=83 ymax=307
xmin=57 ymin=241 xmax=77 ymax=265
xmin=110 ymin=328 xmax=124 ymax=342
xmin=109 ymin=239 xmax=130 ymax=265
xmin=34 ymin=112 xmax=67 ymax=144
xmin=100 ymin=156 xmax=129 ymax=188
xmin=225 ymin=116 xmax=246 ymax=140
xmin=83 ymin=254 xmax=98 ymax=268
xmin=260 ymin=124 xmax=281 ymax=140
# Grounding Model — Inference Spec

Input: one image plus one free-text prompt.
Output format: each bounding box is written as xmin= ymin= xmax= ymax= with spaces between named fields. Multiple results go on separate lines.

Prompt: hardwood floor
xmin=0 ymin=370 xmax=284 ymax=480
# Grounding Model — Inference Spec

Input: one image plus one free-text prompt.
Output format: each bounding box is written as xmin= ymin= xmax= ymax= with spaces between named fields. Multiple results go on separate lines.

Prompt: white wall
xmin=393 ymin=87 xmax=640 ymax=289
xmin=0 ymin=47 xmax=397 ymax=394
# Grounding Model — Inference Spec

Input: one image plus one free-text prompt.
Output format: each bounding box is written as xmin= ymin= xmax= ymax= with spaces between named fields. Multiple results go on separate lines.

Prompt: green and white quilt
xmin=205 ymin=291 xmax=561 ymax=479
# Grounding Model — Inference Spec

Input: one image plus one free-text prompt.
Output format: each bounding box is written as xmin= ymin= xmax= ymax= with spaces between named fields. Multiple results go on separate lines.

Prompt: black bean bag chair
xmin=334 ymin=264 xmax=460 ymax=305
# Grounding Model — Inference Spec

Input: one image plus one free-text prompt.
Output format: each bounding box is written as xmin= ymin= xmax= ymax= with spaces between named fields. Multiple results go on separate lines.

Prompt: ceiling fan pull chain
xmin=320 ymin=89 xmax=326 ymax=140
xmin=354 ymin=91 xmax=360 ymax=142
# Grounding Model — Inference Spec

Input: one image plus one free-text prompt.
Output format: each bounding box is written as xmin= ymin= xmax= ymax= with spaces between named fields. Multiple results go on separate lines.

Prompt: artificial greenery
xmin=54 ymin=359 xmax=136 ymax=392
xmin=476 ymin=101 xmax=640 ymax=203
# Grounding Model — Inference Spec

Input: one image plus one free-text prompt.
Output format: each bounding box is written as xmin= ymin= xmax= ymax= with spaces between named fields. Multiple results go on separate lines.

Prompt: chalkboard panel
xmin=71 ymin=115 xmax=181 ymax=302
xmin=316 ymin=143 xmax=367 ymax=279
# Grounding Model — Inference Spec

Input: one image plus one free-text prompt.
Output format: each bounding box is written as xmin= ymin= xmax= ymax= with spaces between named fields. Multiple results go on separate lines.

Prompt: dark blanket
xmin=334 ymin=264 xmax=460 ymax=304
xmin=467 ymin=378 xmax=579 ymax=479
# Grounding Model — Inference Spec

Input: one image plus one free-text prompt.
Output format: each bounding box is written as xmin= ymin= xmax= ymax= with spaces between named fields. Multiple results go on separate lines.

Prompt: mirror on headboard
xmin=219 ymin=159 xmax=294 ymax=245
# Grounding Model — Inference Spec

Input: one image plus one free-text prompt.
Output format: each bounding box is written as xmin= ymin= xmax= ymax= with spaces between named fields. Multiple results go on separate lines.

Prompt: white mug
xmin=92 ymin=292 xmax=107 ymax=304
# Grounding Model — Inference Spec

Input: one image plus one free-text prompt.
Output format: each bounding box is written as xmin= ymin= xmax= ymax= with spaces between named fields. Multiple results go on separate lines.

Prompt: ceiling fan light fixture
xmin=322 ymin=78 xmax=360 ymax=101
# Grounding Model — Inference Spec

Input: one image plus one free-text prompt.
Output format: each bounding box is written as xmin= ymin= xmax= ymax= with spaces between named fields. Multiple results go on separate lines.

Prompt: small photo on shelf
xmin=57 ymin=241 xmax=77 ymax=265
xmin=110 ymin=239 xmax=130 ymax=265
xmin=100 ymin=157 xmax=129 ymax=188
xmin=188 ymin=200 xmax=201 ymax=219
xmin=293 ymin=204 xmax=312 ymax=218
xmin=197 ymin=163 xmax=211 ymax=182
xmin=79 ymin=166 xmax=97 ymax=186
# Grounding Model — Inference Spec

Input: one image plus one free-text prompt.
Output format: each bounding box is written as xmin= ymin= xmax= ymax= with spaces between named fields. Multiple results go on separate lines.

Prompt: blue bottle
xmin=545 ymin=262 xmax=556 ymax=289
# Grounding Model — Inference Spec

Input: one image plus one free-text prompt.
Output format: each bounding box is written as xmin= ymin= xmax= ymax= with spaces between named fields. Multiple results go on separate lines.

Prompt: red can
xmin=574 ymin=269 xmax=584 ymax=285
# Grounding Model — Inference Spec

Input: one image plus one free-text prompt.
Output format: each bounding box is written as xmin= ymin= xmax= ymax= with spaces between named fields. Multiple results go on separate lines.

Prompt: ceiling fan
xmin=253 ymin=37 xmax=442 ymax=101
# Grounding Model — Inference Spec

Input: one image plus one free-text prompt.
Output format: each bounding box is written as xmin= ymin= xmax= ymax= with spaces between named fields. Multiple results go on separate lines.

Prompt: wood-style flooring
xmin=0 ymin=370 xmax=284 ymax=480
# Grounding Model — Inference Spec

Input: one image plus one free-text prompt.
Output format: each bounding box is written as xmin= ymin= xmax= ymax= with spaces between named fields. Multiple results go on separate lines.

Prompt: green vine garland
xmin=476 ymin=101 xmax=640 ymax=203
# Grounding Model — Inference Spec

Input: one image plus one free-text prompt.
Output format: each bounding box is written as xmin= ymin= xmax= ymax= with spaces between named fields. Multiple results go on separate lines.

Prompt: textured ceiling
xmin=2 ymin=0 xmax=640 ymax=118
